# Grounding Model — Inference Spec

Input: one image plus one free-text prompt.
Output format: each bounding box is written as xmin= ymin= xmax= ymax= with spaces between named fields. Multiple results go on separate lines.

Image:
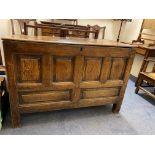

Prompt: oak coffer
xmin=2 ymin=35 xmax=135 ymax=127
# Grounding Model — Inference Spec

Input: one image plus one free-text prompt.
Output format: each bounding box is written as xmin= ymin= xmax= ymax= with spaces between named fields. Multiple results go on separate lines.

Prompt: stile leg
xmin=10 ymin=104 xmax=21 ymax=128
xmin=112 ymin=99 xmax=123 ymax=113
xmin=11 ymin=111 xmax=21 ymax=128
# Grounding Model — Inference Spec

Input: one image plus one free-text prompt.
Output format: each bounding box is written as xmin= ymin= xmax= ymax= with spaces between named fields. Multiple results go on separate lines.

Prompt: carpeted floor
xmin=0 ymin=79 xmax=155 ymax=135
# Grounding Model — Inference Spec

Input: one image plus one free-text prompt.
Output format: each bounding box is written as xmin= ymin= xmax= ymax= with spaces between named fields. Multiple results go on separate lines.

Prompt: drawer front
xmin=19 ymin=90 xmax=71 ymax=104
xmin=82 ymin=88 xmax=120 ymax=99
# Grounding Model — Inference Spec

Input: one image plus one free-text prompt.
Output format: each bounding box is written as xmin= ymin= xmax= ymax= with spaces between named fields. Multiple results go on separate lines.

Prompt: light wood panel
xmin=110 ymin=58 xmax=127 ymax=80
xmin=83 ymin=57 xmax=102 ymax=81
xmin=16 ymin=55 xmax=41 ymax=82
xmin=54 ymin=57 xmax=74 ymax=82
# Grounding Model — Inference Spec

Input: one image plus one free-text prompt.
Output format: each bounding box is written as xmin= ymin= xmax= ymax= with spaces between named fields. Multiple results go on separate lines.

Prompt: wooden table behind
xmin=2 ymin=35 xmax=135 ymax=128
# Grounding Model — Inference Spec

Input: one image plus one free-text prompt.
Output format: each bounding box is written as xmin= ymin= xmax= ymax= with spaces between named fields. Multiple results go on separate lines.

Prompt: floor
xmin=0 ymin=79 xmax=155 ymax=135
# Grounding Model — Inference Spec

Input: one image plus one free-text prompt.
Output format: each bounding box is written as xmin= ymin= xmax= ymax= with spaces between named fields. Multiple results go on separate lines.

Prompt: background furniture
xmin=132 ymin=19 xmax=155 ymax=87
xmin=24 ymin=23 xmax=99 ymax=39
xmin=0 ymin=48 xmax=8 ymax=130
xmin=135 ymin=59 xmax=155 ymax=99
xmin=39 ymin=21 xmax=92 ymax=38
xmin=0 ymin=77 xmax=9 ymax=130
xmin=24 ymin=23 xmax=64 ymax=37
xmin=134 ymin=29 xmax=155 ymax=86
xmin=40 ymin=21 xmax=91 ymax=30
xmin=89 ymin=25 xmax=106 ymax=39
xmin=56 ymin=19 xmax=78 ymax=25
xmin=2 ymin=35 xmax=135 ymax=128
xmin=40 ymin=21 xmax=106 ymax=39
xmin=136 ymin=19 xmax=155 ymax=42
xmin=12 ymin=20 xmax=104 ymax=39
xmin=10 ymin=19 xmax=36 ymax=35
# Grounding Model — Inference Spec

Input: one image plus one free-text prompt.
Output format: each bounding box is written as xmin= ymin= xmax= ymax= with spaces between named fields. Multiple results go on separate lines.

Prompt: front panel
xmin=80 ymin=46 xmax=131 ymax=102
xmin=4 ymin=41 xmax=132 ymax=114
xmin=9 ymin=43 xmax=80 ymax=107
xmin=16 ymin=55 xmax=42 ymax=83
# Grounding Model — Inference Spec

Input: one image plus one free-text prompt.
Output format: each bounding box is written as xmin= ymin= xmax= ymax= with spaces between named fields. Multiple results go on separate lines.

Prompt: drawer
xmin=82 ymin=87 xmax=120 ymax=99
xmin=19 ymin=90 xmax=71 ymax=104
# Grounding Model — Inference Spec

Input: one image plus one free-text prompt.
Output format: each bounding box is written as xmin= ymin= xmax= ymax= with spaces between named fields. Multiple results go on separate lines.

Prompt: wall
xmin=0 ymin=19 xmax=144 ymax=77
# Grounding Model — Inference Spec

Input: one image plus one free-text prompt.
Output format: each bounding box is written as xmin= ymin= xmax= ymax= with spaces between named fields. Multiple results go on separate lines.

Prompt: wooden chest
xmin=2 ymin=35 xmax=135 ymax=128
